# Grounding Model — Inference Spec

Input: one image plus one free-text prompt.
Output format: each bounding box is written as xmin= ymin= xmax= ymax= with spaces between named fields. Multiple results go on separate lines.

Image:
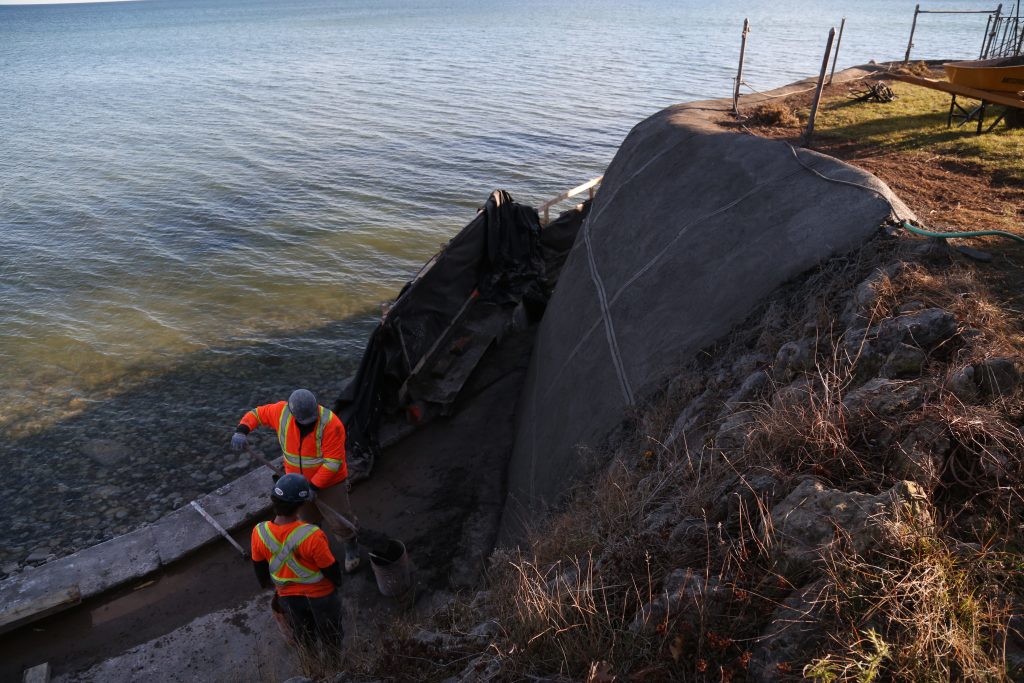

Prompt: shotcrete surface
xmin=500 ymin=72 xmax=914 ymax=540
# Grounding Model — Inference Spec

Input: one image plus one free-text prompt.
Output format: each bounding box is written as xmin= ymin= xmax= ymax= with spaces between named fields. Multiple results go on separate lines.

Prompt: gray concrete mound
xmin=500 ymin=105 xmax=913 ymax=540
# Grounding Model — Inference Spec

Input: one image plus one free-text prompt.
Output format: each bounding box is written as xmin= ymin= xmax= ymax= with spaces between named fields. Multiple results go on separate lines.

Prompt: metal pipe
xmin=191 ymin=500 xmax=248 ymax=558
xmin=829 ymin=17 xmax=846 ymax=85
xmin=803 ymin=27 xmax=836 ymax=147
xmin=733 ymin=18 xmax=750 ymax=114
xmin=985 ymin=4 xmax=1003 ymax=57
xmin=905 ymin=4 xmax=920 ymax=64
xmin=917 ymin=8 xmax=1001 ymax=13
xmin=981 ymin=14 xmax=994 ymax=57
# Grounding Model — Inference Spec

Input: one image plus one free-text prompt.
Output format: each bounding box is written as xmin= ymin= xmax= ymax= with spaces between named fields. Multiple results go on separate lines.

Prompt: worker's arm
xmin=309 ymin=417 xmax=347 ymax=489
xmin=232 ymin=402 xmax=287 ymax=451
xmin=252 ymin=560 xmax=273 ymax=589
xmin=321 ymin=561 xmax=342 ymax=588
xmin=309 ymin=529 xmax=341 ymax=588
xmin=250 ymin=528 xmax=275 ymax=589
xmin=238 ymin=402 xmax=287 ymax=434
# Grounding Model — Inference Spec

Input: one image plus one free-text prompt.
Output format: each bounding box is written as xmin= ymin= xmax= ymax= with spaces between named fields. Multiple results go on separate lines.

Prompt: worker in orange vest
xmin=252 ymin=473 xmax=343 ymax=649
xmin=232 ymin=388 xmax=361 ymax=572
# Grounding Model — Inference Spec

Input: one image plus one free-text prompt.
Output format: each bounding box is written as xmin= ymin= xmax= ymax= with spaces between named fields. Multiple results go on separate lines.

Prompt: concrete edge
xmin=0 ymin=462 xmax=278 ymax=633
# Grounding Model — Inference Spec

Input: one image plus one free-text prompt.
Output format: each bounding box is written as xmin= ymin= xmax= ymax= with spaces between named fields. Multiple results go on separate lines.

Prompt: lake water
xmin=0 ymin=0 xmax=994 ymax=567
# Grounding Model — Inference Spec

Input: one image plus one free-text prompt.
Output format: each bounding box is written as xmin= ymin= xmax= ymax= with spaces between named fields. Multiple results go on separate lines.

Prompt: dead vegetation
xmin=332 ymin=231 xmax=1024 ymax=683
xmin=745 ymin=102 xmax=800 ymax=128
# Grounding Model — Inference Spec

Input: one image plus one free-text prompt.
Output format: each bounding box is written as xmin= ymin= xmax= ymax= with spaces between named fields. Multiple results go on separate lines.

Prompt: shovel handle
xmin=246 ymin=447 xmax=358 ymax=534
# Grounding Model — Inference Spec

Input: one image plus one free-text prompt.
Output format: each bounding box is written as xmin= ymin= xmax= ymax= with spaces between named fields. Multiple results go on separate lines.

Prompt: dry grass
xmin=891 ymin=61 xmax=936 ymax=79
xmin=343 ymin=237 xmax=1024 ymax=681
xmin=746 ymin=102 xmax=800 ymax=128
xmin=808 ymin=513 xmax=1017 ymax=682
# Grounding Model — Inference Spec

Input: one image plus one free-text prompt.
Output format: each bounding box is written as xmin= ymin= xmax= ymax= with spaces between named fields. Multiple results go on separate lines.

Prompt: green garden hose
xmin=902 ymin=220 xmax=1024 ymax=245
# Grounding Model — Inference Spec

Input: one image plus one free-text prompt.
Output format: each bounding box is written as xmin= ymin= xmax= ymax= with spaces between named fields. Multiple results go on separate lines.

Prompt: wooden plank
xmin=23 ymin=662 xmax=51 ymax=683
xmin=889 ymin=72 xmax=1024 ymax=109
xmin=538 ymin=175 xmax=603 ymax=215
xmin=0 ymin=585 xmax=81 ymax=636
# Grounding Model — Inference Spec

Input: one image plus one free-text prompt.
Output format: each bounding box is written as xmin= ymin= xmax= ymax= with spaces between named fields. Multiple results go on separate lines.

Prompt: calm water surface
xmin=0 ymin=0 xmax=993 ymax=564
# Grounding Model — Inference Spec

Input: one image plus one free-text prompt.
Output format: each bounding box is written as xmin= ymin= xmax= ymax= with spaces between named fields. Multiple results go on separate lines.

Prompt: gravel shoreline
xmin=1 ymin=314 xmax=377 ymax=576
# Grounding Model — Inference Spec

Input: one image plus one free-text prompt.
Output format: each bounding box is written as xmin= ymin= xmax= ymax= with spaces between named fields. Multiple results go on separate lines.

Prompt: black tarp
xmin=334 ymin=190 xmax=543 ymax=479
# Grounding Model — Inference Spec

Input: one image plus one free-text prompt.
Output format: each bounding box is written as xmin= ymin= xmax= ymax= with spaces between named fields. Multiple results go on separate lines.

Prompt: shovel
xmin=245 ymin=448 xmax=393 ymax=553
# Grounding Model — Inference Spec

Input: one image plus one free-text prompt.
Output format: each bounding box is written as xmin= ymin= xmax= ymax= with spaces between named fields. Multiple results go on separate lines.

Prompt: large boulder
xmin=770 ymin=478 xmax=930 ymax=574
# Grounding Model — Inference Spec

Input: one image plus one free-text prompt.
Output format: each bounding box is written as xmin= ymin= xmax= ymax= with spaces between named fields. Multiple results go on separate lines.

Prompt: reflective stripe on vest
xmin=256 ymin=522 xmax=324 ymax=586
xmin=277 ymin=405 xmax=334 ymax=470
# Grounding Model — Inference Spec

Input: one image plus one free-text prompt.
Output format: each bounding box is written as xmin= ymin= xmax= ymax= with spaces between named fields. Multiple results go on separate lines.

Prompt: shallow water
xmin=0 ymin=0 xmax=994 ymax=567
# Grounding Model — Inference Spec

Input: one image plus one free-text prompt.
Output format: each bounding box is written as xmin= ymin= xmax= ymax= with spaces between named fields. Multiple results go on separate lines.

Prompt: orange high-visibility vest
xmin=239 ymin=401 xmax=347 ymax=488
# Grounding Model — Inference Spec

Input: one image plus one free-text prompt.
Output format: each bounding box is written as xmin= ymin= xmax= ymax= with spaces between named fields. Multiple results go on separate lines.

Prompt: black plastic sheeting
xmin=333 ymin=190 xmax=544 ymax=478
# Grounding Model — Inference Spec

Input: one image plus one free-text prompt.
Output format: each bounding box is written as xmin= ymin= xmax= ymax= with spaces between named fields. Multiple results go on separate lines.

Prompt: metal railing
xmin=983 ymin=0 xmax=1023 ymax=57
xmin=903 ymin=3 xmax=1012 ymax=63
xmin=537 ymin=175 xmax=603 ymax=226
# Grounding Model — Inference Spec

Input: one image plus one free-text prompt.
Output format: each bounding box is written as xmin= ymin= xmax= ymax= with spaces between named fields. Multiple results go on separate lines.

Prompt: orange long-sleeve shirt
xmin=239 ymin=401 xmax=348 ymax=488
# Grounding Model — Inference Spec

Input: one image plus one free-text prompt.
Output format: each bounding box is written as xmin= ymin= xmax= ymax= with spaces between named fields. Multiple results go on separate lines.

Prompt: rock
xmin=225 ymin=454 xmax=250 ymax=472
xmin=876 ymin=308 xmax=958 ymax=350
xmin=710 ymin=474 xmax=779 ymax=524
xmin=842 ymin=328 xmax=884 ymax=379
xmin=842 ymin=263 xmax=902 ymax=326
xmin=629 ymin=568 xmax=724 ymax=634
xmin=909 ymin=236 xmax=952 ymax=259
xmin=892 ymin=420 xmax=950 ymax=484
xmin=411 ymin=629 xmax=461 ymax=650
xmin=955 ymin=245 xmax=993 ymax=262
xmin=443 ymin=654 xmax=502 ymax=683
xmin=81 ymin=439 xmax=133 ymax=467
xmin=769 ymin=479 xmax=931 ymax=574
xmin=880 ymin=343 xmax=926 ymax=379
xmin=1 ymin=562 xmax=20 ymax=575
xmin=644 ymin=500 xmax=682 ymax=535
xmin=975 ymin=357 xmax=1019 ymax=398
xmin=468 ymin=619 xmax=499 ymax=641
xmin=669 ymin=517 xmax=710 ymax=547
xmin=897 ymin=300 xmax=926 ymax=314
xmin=771 ymin=377 xmax=819 ymax=411
xmin=842 ymin=378 xmax=924 ymax=417
xmin=664 ymin=388 xmax=713 ymax=450
xmin=282 ymin=678 xmax=315 ymax=683
xmin=25 ymin=548 xmax=50 ymax=563
xmin=721 ymin=370 xmax=770 ymax=414
xmin=747 ymin=579 xmax=828 ymax=682
xmin=946 ymin=365 xmax=979 ymax=402
xmin=714 ymin=410 xmax=757 ymax=451
xmin=773 ymin=340 xmax=815 ymax=383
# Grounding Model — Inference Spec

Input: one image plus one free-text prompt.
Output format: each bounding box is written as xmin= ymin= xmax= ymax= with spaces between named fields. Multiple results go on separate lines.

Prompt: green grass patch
xmin=806 ymin=82 xmax=1024 ymax=183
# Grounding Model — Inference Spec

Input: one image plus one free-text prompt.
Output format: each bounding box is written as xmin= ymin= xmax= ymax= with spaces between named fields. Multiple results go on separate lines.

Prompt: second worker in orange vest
xmin=232 ymin=388 xmax=361 ymax=572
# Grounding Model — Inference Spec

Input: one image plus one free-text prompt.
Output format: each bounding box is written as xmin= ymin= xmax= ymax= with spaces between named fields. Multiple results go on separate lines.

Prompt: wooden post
xmin=733 ymin=18 xmax=750 ymax=114
xmin=904 ymin=4 xmax=920 ymax=64
xmin=828 ymin=17 xmax=846 ymax=85
xmin=802 ymin=27 xmax=836 ymax=147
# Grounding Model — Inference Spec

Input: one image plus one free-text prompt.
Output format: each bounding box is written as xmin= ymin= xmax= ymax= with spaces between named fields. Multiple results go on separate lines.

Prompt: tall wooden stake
xmin=802 ymin=27 xmax=836 ymax=147
xmin=904 ymin=4 xmax=920 ymax=64
xmin=828 ymin=17 xmax=846 ymax=85
xmin=733 ymin=18 xmax=750 ymax=114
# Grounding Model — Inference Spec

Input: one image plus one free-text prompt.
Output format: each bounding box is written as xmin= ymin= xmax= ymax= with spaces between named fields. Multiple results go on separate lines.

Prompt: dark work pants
xmin=278 ymin=591 xmax=344 ymax=649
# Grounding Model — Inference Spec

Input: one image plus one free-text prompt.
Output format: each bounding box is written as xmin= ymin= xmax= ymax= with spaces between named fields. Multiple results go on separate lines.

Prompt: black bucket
xmin=369 ymin=539 xmax=415 ymax=606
